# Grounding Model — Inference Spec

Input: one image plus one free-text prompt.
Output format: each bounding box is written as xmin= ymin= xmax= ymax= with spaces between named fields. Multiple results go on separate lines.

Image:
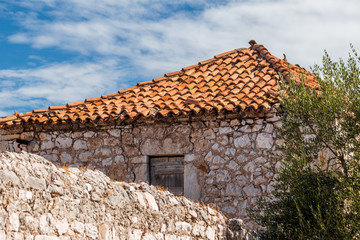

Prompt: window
xmin=149 ymin=156 xmax=184 ymax=195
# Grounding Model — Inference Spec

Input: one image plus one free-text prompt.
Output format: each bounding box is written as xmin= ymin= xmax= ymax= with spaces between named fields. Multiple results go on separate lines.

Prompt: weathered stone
xmin=27 ymin=176 xmax=46 ymax=190
xmin=71 ymin=220 xmax=84 ymax=234
xmin=219 ymin=127 xmax=233 ymax=135
xmin=226 ymin=183 xmax=243 ymax=196
xmin=244 ymin=162 xmax=256 ymax=172
xmin=175 ymin=221 xmax=192 ymax=232
xmin=206 ymin=226 xmax=216 ymax=240
xmin=73 ymin=139 xmax=87 ymax=150
xmin=144 ymin=192 xmax=159 ymax=211
xmin=60 ymin=152 xmax=72 ymax=163
xmin=55 ymin=137 xmax=72 ymax=148
xmin=41 ymin=141 xmax=54 ymax=150
xmin=143 ymin=232 xmax=164 ymax=240
xmin=256 ymin=133 xmax=273 ymax=149
xmin=108 ymin=129 xmax=121 ymax=138
xmin=55 ymin=218 xmax=69 ymax=236
xmin=234 ymin=135 xmax=251 ymax=148
xmin=7 ymin=213 xmax=20 ymax=231
xmin=243 ymin=184 xmax=261 ymax=197
xmin=78 ymin=152 xmax=92 ymax=162
xmin=0 ymin=170 xmax=20 ymax=186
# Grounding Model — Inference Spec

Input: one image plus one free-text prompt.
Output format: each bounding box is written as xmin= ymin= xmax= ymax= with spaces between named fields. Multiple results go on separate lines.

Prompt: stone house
xmin=0 ymin=40 xmax=317 ymax=224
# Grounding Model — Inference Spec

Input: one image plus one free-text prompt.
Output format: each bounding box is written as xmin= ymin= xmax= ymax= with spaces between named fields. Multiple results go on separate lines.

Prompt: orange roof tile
xmin=0 ymin=40 xmax=317 ymax=128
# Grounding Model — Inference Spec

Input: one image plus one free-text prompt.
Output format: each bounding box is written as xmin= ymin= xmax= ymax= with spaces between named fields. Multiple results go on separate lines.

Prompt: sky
xmin=0 ymin=0 xmax=360 ymax=117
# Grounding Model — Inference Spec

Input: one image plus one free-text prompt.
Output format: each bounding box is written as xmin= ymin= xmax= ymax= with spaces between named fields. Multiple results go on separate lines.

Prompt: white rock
xmin=8 ymin=213 xmax=19 ymax=231
xmin=256 ymin=133 xmax=274 ymax=149
xmin=0 ymin=231 xmax=5 ymax=240
xmin=144 ymin=192 xmax=159 ymax=211
xmin=143 ymin=233 xmax=164 ymax=240
xmin=55 ymin=218 xmax=69 ymax=236
xmin=175 ymin=221 xmax=192 ymax=232
xmin=85 ymin=223 xmax=98 ymax=239
xmin=206 ymin=226 xmax=216 ymax=240
xmin=71 ymin=220 xmax=84 ymax=234
xmin=129 ymin=229 xmax=142 ymax=240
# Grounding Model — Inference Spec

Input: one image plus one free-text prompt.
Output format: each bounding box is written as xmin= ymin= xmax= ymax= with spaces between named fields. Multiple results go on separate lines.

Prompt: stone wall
xmin=0 ymin=111 xmax=282 ymax=227
xmin=0 ymin=152 xmax=257 ymax=239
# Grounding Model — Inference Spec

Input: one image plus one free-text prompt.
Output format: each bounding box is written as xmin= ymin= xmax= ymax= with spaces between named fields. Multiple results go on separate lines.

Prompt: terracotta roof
xmin=0 ymin=40 xmax=317 ymax=128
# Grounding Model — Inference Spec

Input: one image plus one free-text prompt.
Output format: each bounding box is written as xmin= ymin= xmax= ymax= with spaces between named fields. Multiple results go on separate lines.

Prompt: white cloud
xmin=0 ymin=59 xmax=129 ymax=116
xmin=2 ymin=0 xmax=360 ymax=116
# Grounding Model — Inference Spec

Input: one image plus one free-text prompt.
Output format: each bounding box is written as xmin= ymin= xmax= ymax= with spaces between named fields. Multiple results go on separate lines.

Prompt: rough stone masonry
xmin=0 ymin=151 xmax=257 ymax=240
xmin=0 ymin=111 xmax=283 ymax=228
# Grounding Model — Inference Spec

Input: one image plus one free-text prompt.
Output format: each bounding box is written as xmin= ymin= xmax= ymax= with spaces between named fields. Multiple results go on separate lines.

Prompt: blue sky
xmin=1 ymin=0 xmax=360 ymax=117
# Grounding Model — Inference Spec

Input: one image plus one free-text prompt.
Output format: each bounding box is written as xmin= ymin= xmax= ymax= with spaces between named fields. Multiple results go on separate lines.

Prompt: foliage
xmin=249 ymin=46 xmax=360 ymax=239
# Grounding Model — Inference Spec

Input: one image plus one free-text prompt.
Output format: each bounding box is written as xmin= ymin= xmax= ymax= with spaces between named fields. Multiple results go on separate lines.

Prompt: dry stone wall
xmin=0 ymin=111 xmax=282 ymax=227
xmin=0 ymin=152 xmax=257 ymax=239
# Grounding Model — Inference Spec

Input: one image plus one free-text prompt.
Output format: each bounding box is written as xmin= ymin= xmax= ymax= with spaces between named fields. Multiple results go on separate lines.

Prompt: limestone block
xmin=219 ymin=127 xmax=233 ymax=135
xmin=226 ymin=183 xmax=243 ymax=196
xmin=27 ymin=176 xmax=46 ymax=190
xmin=203 ymin=129 xmax=215 ymax=139
xmin=0 ymin=170 xmax=20 ymax=185
xmin=239 ymin=125 xmax=251 ymax=133
xmin=60 ymin=152 xmax=72 ymax=163
xmin=129 ymin=229 xmax=142 ymax=240
xmin=212 ymin=155 xmax=226 ymax=164
xmin=73 ymin=139 xmax=87 ymax=150
xmin=252 ymin=124 xmax=262 ymax=132
xmin=217 ymin=135 xmax=229 ymax=145
xmin=215 ymin=170 xmax=229 ymax=182
xmin=98 ymin=223 xmax=111 ymax=240
xmin=71 ymin=220 xmax=84 ymax=235
xmin=255 ymin=133 xmax=273 ymax=149
xmin=39 ymin=214 xmax=54 ymax=235
xmin=244 ymin=162 xmax=256 ymax=172
xmin=264 ymin=123 xmax=274 ymax=133
xmin=243 ymin=184 xmax=261 ymax=197
xmin=41 ymin=141 xmax=54 ymax=150
xmin=144 ymin=192 xmax=159 ymax=211
xmin=236 ymin=154 xmax=247 ymax=163
xmin=143 ymin=233 xmax=164 ymax=240
xmin=55 ymin=137 xmax=72 ymax=148
xmin=228 ymin=160 xmax=239 ymax=170
xmin=192 ymin=223 xmax=206 ymax=237
xmin=206 ymin=226 xmax=215 ymax=240
xmin=108 ymin=129 xmax=121 ymax=138
xmin=84 ymin=223 xmax=98 ymax=239
xmin=7 ymin=213 xmax=19 ymax=231
xmin=175 ymin=221 xmax=192 ymax=232
xmin=234 ymin=135 xmax=251 ymax=148
xmin=78 ymin=152 xmax=91 ymax=162
xmin=55 ymin=218 xmax=69 ymax=236
xmin=184 ymin=163 xmax=201 ymax=201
